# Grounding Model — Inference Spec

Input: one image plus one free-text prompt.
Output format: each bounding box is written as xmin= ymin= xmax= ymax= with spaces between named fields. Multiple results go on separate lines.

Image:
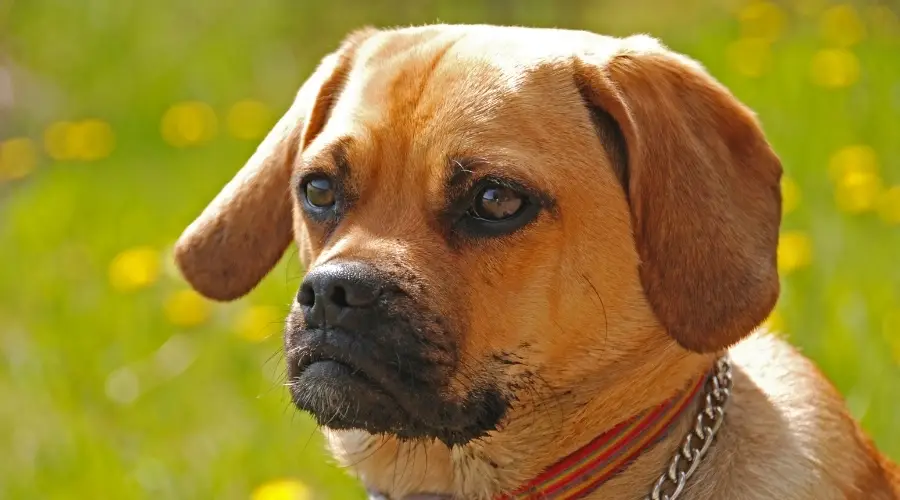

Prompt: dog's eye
xmin=469 ymin=185 xmax=527 ymax=221
xmin=453 ymin=179 xmax=542 ymax=238
xmin=304 ymin=176 xmax=336 ymax=208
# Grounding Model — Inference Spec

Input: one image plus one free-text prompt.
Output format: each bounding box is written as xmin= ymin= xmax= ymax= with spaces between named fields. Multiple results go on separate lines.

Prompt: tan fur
xmin=175 ymin=24 xmax=899 ymax=499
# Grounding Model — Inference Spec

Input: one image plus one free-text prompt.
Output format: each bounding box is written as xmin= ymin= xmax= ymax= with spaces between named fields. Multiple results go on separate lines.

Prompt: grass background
xmin=1 ymin=0 xmax=899 ymax=498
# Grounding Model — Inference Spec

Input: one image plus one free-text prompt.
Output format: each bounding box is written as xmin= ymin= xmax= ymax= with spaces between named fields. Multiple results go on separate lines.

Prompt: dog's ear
xmin=575 ymin=36 xmax=783 ymax=353
xmin=174 ymin=28 xmax=376 ymax=301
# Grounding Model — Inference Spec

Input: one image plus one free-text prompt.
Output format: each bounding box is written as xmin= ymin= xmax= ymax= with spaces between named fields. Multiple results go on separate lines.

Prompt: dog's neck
xmin=326 ymin=350 xmax=716 ymax=500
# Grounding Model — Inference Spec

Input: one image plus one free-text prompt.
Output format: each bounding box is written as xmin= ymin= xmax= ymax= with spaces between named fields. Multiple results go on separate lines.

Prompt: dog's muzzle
xmin=285 ymin=261 xmax=509 ymax=446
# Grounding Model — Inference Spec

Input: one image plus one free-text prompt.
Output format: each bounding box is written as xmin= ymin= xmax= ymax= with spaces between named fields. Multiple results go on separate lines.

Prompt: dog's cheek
xmin=448 ymin=230 xmax=567 ymax=388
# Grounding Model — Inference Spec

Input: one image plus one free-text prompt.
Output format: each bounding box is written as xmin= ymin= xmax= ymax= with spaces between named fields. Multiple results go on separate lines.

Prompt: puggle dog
xmin=174 ymin=25 xmax=900 ymax=499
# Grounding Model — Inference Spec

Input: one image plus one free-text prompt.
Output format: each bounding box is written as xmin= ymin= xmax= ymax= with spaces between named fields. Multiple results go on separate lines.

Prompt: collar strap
xmin=366 ymin=368 xmax=710 ymax=500
xmin=496 ymin=369 xmax=708 ymax=500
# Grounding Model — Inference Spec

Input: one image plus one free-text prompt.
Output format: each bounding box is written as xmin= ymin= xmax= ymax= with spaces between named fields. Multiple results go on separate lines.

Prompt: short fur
xmin=175 ymin=24 xmax=900 ymax=499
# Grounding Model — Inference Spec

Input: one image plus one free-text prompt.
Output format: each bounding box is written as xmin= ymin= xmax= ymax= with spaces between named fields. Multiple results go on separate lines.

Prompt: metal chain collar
xmin=644 ymin=356 xmax=733 ymax=500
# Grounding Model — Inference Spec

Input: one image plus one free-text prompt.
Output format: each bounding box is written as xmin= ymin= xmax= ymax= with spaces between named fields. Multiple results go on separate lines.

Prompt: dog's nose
xmin=297 ymin=262 xmax=383 ymax=329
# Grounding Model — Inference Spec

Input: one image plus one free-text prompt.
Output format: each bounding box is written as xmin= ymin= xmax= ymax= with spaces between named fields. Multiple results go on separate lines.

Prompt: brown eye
xmin=304 ymin=177 xmax=336 ymax=208
xmin=471 ymin=185 xmax=526 ymax=221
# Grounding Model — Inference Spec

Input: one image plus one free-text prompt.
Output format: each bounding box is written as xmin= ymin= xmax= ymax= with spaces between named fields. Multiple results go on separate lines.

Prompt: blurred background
xmin=1 ymin=0 xmax=898 ymax=498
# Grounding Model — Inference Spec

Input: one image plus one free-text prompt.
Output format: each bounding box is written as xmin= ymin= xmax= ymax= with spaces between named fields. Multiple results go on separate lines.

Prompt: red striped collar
xmin=366 ymin=370 xmax=709 ymax=500
xmin=496 ymin=370 xmax=708 ymax=500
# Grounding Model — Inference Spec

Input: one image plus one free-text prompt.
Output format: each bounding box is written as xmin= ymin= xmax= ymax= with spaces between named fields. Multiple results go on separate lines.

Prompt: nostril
xmin=343 ymin=282 xmax=381 ymax=307
xmin=329 ymin=284 xmax=349 ymax=308
xmin=298 ymin=283 xmax=315 ymax=307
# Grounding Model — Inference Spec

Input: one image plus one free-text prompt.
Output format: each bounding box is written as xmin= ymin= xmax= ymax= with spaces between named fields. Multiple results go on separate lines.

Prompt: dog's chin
xmin=290 ymin=359 xmax=410 ymax=434
xmin=289 ymin=359 xmax=510 ymax=447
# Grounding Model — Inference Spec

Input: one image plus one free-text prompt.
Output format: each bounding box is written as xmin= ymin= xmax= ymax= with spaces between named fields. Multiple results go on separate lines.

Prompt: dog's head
xmin=175 ymin=25 xmax=781 ymax=448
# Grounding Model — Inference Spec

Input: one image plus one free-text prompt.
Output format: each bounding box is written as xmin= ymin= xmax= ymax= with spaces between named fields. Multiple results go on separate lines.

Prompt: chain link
xmin=644 ymin=356 xmax=733 ymax=500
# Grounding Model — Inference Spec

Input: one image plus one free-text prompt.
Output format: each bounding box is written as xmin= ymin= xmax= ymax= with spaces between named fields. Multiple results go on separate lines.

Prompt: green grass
xmin=1 ymin=1 xmax=899 ymax=498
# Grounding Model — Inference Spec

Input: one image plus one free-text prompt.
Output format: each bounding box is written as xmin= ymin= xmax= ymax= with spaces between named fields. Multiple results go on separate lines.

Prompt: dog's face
xmin=174 ymin=25 xmax=782 ymax=448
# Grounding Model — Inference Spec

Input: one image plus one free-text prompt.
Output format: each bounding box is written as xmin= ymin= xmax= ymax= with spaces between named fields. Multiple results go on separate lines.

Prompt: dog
xmin=173 ymin=24 xmax=900 ymax=499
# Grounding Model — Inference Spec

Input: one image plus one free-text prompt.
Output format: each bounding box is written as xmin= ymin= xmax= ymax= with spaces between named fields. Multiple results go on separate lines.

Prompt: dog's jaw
xmin=284 ymin=282 xmax=516 ymax=448
xmin=319 ymin=338 xmax=715 ymax=500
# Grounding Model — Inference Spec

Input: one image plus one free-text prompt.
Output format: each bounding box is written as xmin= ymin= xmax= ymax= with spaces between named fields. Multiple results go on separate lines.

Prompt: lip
xmin=298 ymin=355 xmax=379 ymax=387
xmin=286 ymin=326 xmax=509 ymax=445
xmin=289 ymin=328 xmax=412 ymax=408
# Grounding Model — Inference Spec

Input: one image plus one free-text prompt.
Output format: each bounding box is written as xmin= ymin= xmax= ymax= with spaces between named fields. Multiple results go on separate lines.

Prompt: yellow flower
xmin=739 ymin=1 xmax=787 ymax=43
xmin=164 ymin=289 xmax=211 ymax=327
xmin=161 ymin=101 xmax=218 ymax=148
xmin=777 ymin=231 xmax=812 ymax=274
xmin=819 ymin=4 xmax=866 ymax=47
xmin=226 ymin=100 xmax=273 ymax=141
xmin=809 ymin=49 xmax=860 ymax=89
xmin=0 ymin=137 xmax=38 ymax=181
xmin=828 ymin=145 xmax=879 ymax=182
xmin=877 ymin=186 xmax=900 ymax=225
xmin=44 ymin=121 xmax=76 ymax=160
xmin=71 ymin=119 xmax=115 ymax=161
xmin=828 ymin=145 xmax=883 ymax=214
xmin=236 ymin=305 xmax=283 ymax=342
xmin=835 ymin=170 xmax=883 ymax=214
xmin=43 ymin=120 xmax=115 ymax=161
xmin=251 ymin=479 xmax=311 ymax=500
xmin=781 ymin=176 xmax=801 ymax=215
xmin=109 ymin=246 xmax=161 ymax=292
xmin=726 ymin=38 xmax=773 ymax=78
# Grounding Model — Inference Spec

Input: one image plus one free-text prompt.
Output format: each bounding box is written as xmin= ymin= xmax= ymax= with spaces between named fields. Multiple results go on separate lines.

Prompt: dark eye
xmin=469 ymin=185 xmax=527 ymax=221
xmin=304 ymin=176 xmax=336 ymax=208
xmin=454 ymin=180 xmax=542 ymax=238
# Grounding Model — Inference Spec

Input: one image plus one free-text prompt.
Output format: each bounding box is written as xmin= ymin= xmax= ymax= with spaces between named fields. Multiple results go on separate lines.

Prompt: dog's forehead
xmin=340 ymin=25 xmax=624 ymax=121
xmin=316 ymin=26 xmax=629 ymax=187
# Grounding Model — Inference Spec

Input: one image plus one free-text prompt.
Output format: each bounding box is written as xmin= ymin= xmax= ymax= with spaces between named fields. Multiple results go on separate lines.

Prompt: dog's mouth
xmin=286 ymin=325 xmax=511 ymax=447
xmin=289 ymin=334 xmax=411 ymax=428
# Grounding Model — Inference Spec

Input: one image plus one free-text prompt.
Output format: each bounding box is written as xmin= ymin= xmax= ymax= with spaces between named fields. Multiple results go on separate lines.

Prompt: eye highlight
xmin=469 ymin=185 xmax=526 ymax=221
xmin=303 ymin=176 xmax=336 ymax=209
xmin=454 ymin=179 xmax=543 ymax=238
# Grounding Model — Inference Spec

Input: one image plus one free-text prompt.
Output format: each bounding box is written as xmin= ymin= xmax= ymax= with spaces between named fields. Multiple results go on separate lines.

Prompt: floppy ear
xmin=174 ymin=28 xmax=376 ymax=301
xmin=575 ymin=36 xmax=783 ymax=353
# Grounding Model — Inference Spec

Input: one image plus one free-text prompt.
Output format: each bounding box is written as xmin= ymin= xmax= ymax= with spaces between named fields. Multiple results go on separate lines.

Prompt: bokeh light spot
xmin=161 ymin=101 xmax=218 ymax=148
xmin=809 ymin=49 xmax=860 ymax=89
xmin=44 ymin=121 xmax=75 ymax=160
xmin=877 ymin=186 xmax=900 ymax=225
xmin=781 ymin=176 xmax=801 ymax=215
xmin=829 ymin=145 xmax=883 ymax=213
xmin=109 ymin=246 xmax=161 ymax=292
xmin=251 ymin=479 xmax=311 ymax=500
xmin=836 ymin=170 xmax=883 ymax=214
xmin=105 ymin=367 xmax=140 ymax=405
xmin=43 ymin=120 xmax=115 ymax=161
xmin=726 ymin=38 xmax=772 ymax=78
xmin=777 ymin=231 xmax=813 ymax=274
xmin=236 ymin=305 xmax=282 ymax=343
xmin=226 ymin=100 xmax=274 ymax=140
xmin=739 ymin=1 xmax=787 ymax=42
xmin=164 ymin=289 xmax=212 ymax=328
xmin=0 ymin=137 xmax=38 ymax=181
xmin=828 ymin=145 xmax=879 ymax=182
xmin=819 ymin=4 xmax=866 ymax=47
xmin=72 ymin=120 xmax=116 ymax=161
